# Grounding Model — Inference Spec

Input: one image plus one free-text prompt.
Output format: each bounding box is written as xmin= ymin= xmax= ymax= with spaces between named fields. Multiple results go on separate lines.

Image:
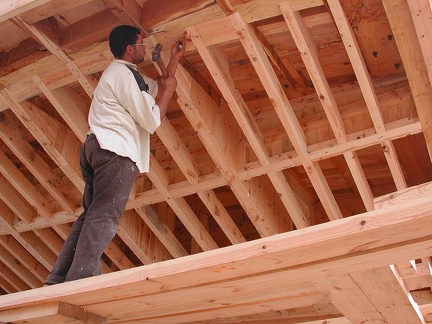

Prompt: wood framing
xmin=0 ymin=0 xmax=431 ymax=323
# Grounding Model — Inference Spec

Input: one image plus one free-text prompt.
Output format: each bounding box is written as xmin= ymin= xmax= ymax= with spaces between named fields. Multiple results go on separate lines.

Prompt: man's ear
xmin=125 ymin=44 xmax=134 ymax=55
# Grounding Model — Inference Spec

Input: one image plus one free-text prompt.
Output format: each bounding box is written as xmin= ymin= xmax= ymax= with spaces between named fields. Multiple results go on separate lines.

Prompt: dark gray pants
xmin=45 ymin=134 xmax=138 ymax=284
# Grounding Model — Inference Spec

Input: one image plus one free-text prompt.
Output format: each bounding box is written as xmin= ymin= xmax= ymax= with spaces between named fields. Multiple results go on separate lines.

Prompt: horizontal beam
xmin=0 ymin=182 xmax=431 ymax=322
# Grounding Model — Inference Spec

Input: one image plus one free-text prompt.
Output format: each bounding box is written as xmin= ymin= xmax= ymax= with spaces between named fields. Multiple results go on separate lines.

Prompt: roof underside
xmin=0 ymin=0 xmax=431 ymax=323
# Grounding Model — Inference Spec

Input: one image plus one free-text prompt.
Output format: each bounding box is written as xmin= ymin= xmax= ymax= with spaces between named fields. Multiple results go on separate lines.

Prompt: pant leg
xmin=45 ymin=140 xmax=94 ymax=285
xmin=65 ymin=134 xmax=138 ymax=281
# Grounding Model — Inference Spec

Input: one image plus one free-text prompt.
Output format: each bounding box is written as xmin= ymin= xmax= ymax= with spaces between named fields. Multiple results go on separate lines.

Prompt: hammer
xmin=151 ymin=43 xmax=179 ymax=99
xmin=151 ymin=43 xmax=168 ymax=78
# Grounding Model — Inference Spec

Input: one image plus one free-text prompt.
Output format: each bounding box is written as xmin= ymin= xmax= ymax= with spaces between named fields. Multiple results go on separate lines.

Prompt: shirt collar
xmin=113 ymin=59 xmax=137 ymax=70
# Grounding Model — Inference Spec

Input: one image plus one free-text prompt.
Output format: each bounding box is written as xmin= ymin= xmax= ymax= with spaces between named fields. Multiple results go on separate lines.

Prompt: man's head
xmin=109 ymin=25 xmax=146 ymax=64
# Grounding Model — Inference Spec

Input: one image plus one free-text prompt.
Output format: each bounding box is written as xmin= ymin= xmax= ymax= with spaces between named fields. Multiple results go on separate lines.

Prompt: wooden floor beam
xmin=0 ymin=182 xmax=431 ymax=323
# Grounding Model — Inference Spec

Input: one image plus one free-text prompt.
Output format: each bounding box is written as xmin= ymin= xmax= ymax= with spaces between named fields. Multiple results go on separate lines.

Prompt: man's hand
xmin=171 ymin=32 xmax=187 ymax=61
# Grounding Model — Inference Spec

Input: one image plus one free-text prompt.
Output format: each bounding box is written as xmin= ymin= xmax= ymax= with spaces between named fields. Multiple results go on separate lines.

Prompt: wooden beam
xmin=281 ymin=2 xmax=379 ymax=211
xmin=0 ymin=111 xmax=79 ymax=213
xmin=147 ymin=154 xmax=218 ymax=252
xmin=0 ymin=260 xmax=31 ymax=292
xmin=0 ymin=0 xmax=54 ymax=24
xmin=0 ymin=89 xmax=84 ymax=192
xmin=0 ymin=244 xmax=41 ymax=288
xmin=187 ymin=26 xmax=308 ymax=230
xmin=313 ymin=274 xmax=387 ymax=322
xmin=102 ymin=0 xmax=143 ymax=33
xmin=117 ymin=210 xmax=166 ymax=265
xmin=66 ymin=61 xmax=98 ymax=99
xmin=187 ymin=26 xmax=270 ymax=166
xmin=60 ymin=9 xmax=119 ymax=54
xmin=280 ymin=2 xmax=346 ymax=143
xmin=141 ymin=0 xmax=213 ymax=31
xmin=382 ymin=0 xmax=432 ymax=161
xmin=0 ymin=175 xmax=36 ymax=223
xmin=232 ymin=0 xmax=324 ymax=23
xmin=126 ymin=119 xmax=420 ymax=213
xmin=0 ymin=181 xmax=431 ymax=322
xmin=148 ymin=35 xmax=292 ymax=237
xmin=156 ymin=118 xmax=200 ymax=185
xmin=327 ymin=0 xmax=407 ymax=191
xmin=0 ymin=234 xmax=50 ymax=282
xmin=33 ymin=76 xmax=88 ymax=142
xmin=197 ymin=190 xmax=247 ymax=244
xmin=0 ymin=200 xmax=57 ymax=271
xmin=135 ymin=206 xmax=188 ymax=258
xmin=229 ymin=11 xmax=342 ymax=221
xmin=0 ymin=301 xmax=106 ymax=324
xmin=153 ymin=118 xmax=245 ymax=246
xmin=141 ymin=1 xmax=225 ymax=34
xmin=11 ymin=15 xmax=71 ymax=63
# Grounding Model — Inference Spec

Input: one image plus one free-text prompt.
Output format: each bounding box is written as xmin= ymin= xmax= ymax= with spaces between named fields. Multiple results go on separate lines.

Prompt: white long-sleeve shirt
xmin=88 ymin=59 xmax=160 ymax=172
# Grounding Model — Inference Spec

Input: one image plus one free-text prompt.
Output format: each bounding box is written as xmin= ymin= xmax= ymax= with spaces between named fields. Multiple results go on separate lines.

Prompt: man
xmin=44 ymin=25 xmax=184 ymax=285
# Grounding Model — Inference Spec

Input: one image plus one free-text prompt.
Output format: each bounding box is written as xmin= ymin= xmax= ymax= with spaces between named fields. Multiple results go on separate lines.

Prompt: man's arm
xmin=154 ymin=75 xmax=177 ymax=119
xmin=166 ymin=32 xmax=187 ymax=77
xmin=154 ymin=32 xmax=187 ymax=119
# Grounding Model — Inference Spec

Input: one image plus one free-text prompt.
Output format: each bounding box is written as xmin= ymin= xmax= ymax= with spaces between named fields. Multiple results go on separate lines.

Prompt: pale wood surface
xmin=0 ymin=0 xmax=431 ymax=323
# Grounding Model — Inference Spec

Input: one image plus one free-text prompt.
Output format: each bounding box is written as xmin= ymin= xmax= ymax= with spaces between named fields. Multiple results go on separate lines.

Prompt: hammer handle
xmin=155 ymin=58 xmax=178 ymax=100
xmin=156 ymin=59 xmax=168 ymax=79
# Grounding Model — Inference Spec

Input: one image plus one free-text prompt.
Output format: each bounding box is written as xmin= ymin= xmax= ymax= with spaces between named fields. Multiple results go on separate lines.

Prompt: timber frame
xmin=0 ymin=0 xmax=431 ymax=323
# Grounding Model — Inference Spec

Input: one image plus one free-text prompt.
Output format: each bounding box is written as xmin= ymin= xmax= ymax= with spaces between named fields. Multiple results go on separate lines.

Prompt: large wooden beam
xmin=0 ymin=182 xmax=431 ymax=322
xmin=0 ymin=301 xmax=106 ymax=324
xmin=382 ymin=0 xmax=432 ymax=161
xmin=0 ymin=0 xmax=53 ymax=24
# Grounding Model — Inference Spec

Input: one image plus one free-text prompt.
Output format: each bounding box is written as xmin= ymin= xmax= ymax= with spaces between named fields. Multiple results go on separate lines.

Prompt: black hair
xmin=109 ymin=25 xmax=141 ymax=58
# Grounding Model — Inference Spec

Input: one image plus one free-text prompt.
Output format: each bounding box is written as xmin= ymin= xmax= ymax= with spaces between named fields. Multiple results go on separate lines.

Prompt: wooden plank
xmin=229 ymin=11 xmax=342 ymax=221
xmin=135 ymin=205 xmax=189 ymax=258
xmin=33 ymin=76 xmax=88 ymax=142
xmin=11 ymin=15 xmax=71 ymax=63
xmin=382 ymin=0 xmax=432 ymax=160
xmin=0 ymin=244 xmax=41 ymax=288
xmin=234 ymin=0 xmax=324 ymax=23
xmin=0 ymin=111 xmax=78 ymax=213
xmin=0 ymin=89 xmax=84 ymax=192
xmin=280 ymin=2 xmax=346 ymax=143
xmin=0 ymin=301 xmax=106 ymax=323
xmin=313 ymin=274 xmax=386 ymax=322
xmin=0 ymin=175 xmax=36 ymax=223
xmin=197 ymin=190 xmax=247 ymax=244
xmin=141 ymin=0 xmax=213 ymax=30
xmin=373 ymin=266 xmax=426 ymax=322
xmin=117 ymin=210 xmax=162 ymax=265
xmin=147 ymin=154 xmax=218 ymax=252
xmin=155 ymin=34 xmax=291 ymax=237
xmin=187 ymin=26 xmax=270 ymax=166
xmin=66 ymin=61 xmax=98 ymax=99
xmin=0 ymin=182 xmax=431 ymax=322
xmin=327 ymin=0 xmax=407 ymax=191
xmin=0 ymin=235 xmax=49 ymax=283
xmin=407 ymin=0 xmax=432 ymax=93
xmin=157 ymin=118 xmax=200 ymax=185
xmin=60 ymin=9 xmax=119 ymax=53
xmin=0 ymin=0 xmax=53 ymax=24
